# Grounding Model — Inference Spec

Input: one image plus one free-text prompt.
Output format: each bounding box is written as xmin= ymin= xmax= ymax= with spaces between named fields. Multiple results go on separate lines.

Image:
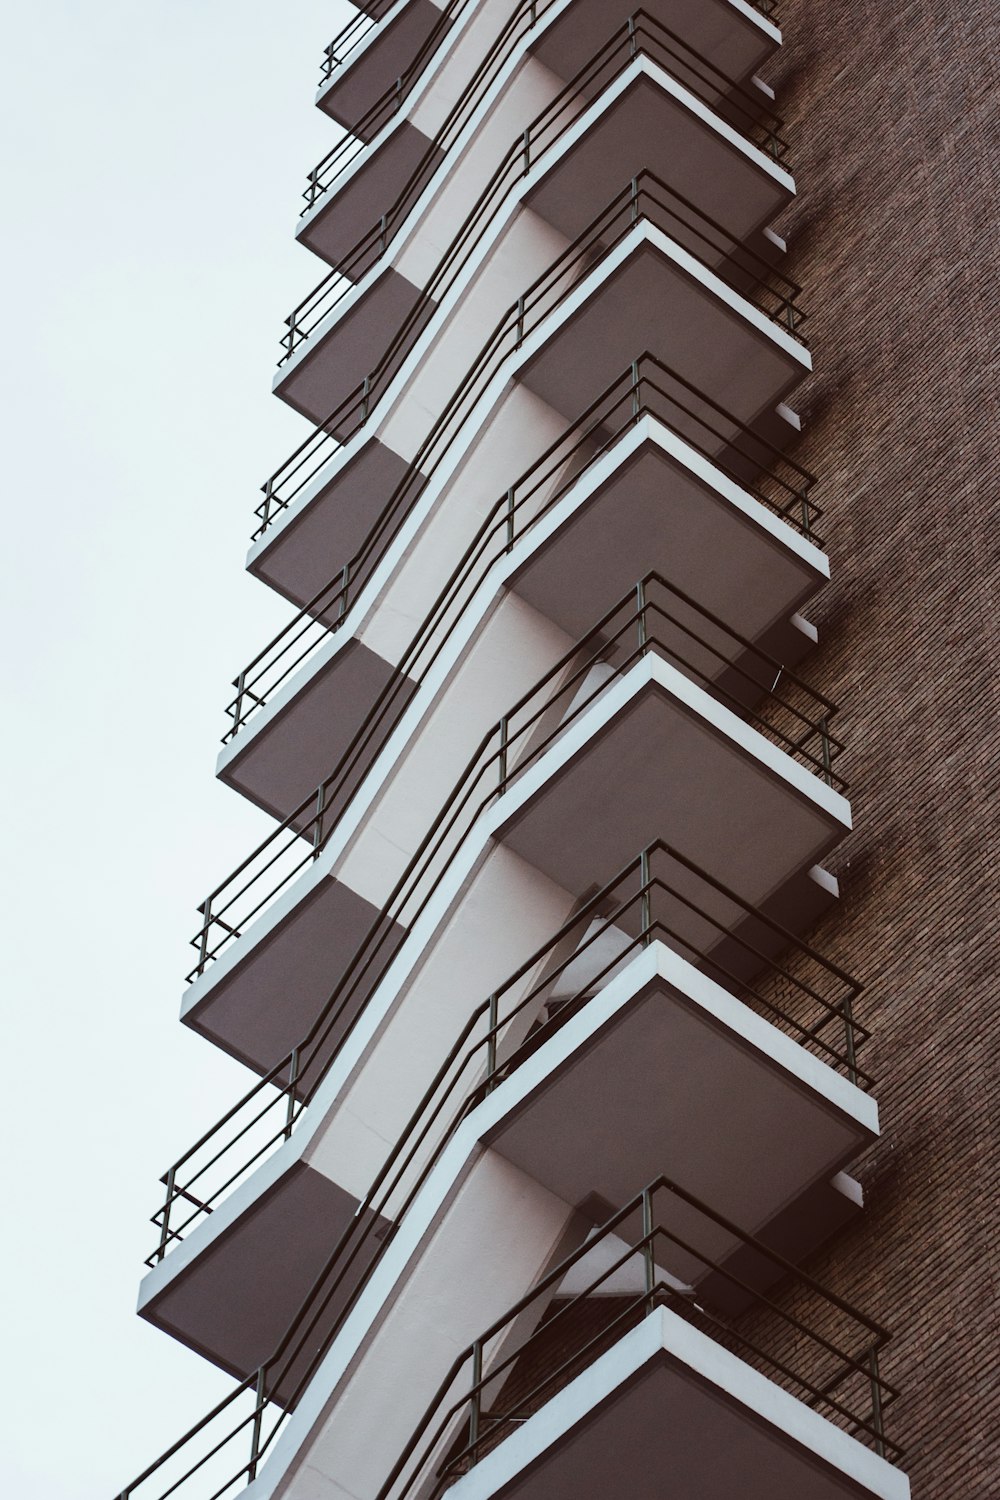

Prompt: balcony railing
xmin=234 ymin=173 xmax=807 ymax=753
xmin=157 ymin=839 xmax=871 ymax=1268
xmin=320 ymin=0 xmax=782 ymax=93
xmin=125 ymin=847 xmax=869 ymax=1500
xmin=287 ymin=8 xmax=791 ymax=365
xmin=201 ymin=349 xmax=827 ymax=967
xmin=123 ymin=1164 xmax=894 ymax=1500
xmin=320 ymin=0 xmax=398 ymax=84
xmin=379 ymin=1178 xmax=901 ymax=1500
xmin=302 ymin=4 xmax=789 ymax=225
xmin=192 ymin=572 xmax=845 ymax=1069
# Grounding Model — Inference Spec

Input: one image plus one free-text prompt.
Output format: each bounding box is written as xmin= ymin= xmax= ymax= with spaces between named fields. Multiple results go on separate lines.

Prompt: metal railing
xmin=286 ymin=7 xmax=791 ymax=365
xmin=378 ymin=1177 xmax=901 ymax=1500
xmin=319 ymin=0 xmax=782 ymax=93
xmin=157 ymin=838 xmax=871 ymax=1269
xmin=195 ymin=570 xmax=843 ymax=987
xmin=125 ymin=849 xmax=871 ymax=1499
xmin=320 ymin=0 xmax=399 ymax=85
xmin=233 ymin=170 xmax=806 ymax=748
xmin=195 ymin=358 xmax=822 ymax=1002
xmin=302 ymin=4 xmax=788 ymax=224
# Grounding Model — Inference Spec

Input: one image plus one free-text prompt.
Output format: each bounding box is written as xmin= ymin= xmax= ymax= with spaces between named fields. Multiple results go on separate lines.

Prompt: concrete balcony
xmin=316 ymin=2 xmax=451 ymax=139
xmin=428 ymin=1307 xmax=907 ymax=1500
xmin=298 ymin=0 xmax=782 ymax=271
xmin=280 ymin=20 xmax=794 ymax=427
xmin=229 ymin=194 xmax=810 ymax=824
xmin=182 ymin=575 xmax=847 ymax=1108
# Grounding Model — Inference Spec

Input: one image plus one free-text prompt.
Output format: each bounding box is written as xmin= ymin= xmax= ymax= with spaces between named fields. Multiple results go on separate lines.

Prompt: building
xmin=115 ymin=1 xmax=997 ymax=1496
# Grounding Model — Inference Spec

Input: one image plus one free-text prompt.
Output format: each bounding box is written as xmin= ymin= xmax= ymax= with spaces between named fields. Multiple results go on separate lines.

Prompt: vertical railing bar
xmin=285 ymin=1050 xmax=300 ymax=1140
xmin=247 ymin=1366 xmax=267 ymax=1483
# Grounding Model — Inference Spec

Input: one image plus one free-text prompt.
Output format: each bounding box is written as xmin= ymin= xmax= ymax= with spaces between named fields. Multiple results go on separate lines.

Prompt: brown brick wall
xmin=762 ymin=0 xmax=1000 ymax=1492
xmin=480 ymin=6 xmax=998 ymax=1494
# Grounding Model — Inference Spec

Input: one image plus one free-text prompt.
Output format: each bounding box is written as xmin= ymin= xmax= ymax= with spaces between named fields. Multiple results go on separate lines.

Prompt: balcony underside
xmin=535 ymin=0 xmax=781 ymax=89
xmin=275 ymin=267 xmax=435 ymax=426
xmin=182 ymin=875 xmax=406 ymax=1080
xmin=498 ymin=671 xmax=845 ymax=925
xmin=299 ymin=121 xmax=443 ymax=269
xmin=138 ymin=1163 xmax=386 ymax=1400
xmin=217 ymin=636 xmax=415 ymax=822
xmin=508 ymin=428 xmax=823 ymax=665
xmin=278 ymin=66 xmax=792 ymax=428
xmin=446 ymin=1310 xmax=907 ymax=1500
xmin=318 ymin=1 xmax=449 ymax=136
xmin=526 ymin=67 xmax=792 ymax=258
xmin=248 ymin=437 xmax=426 ymax=616
xmin=521 ymin=238 xmax=806 ymax=436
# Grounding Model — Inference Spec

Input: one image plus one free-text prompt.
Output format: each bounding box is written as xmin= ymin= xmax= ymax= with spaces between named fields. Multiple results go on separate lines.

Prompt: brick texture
xmin=764 ymin=1 xmax=1000 ymax=1491
xmin=478 ymin=4 xmax=999 ymax=1494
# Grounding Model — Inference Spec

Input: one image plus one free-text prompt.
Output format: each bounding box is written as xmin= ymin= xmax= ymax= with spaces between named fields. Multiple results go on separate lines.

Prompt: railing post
xmin=800 ymin=489 xmax=811 ymax=541
xmin=515 ymin=295 xmax=525 ymax=348
xmin=312 ymin=783 xmax=327 ymax=857
xmin=157 ymin=1167 xmax=176 ymax=1263
xmin=361 ymin=373 xmax=372 ymax=422
xmin=868 ymin=1347 xmax=886 ymax=1458
xmin=379 ymin=212 xmax=389 ymax=254
xmin=285 ymin=1049 xmax=300 ymax=1140
xmin=233 ymin=671 xmax=247 ymax=733
xmin=630 ymin=358 xmax=641 ymax=420
xmin=498 ymin=718 xmax=509 ymax=794
xmin=197 ymin=897 xmax=212 ymax=977
xmin=521 ymin=126 xmax=531 ymax=178
xmin=338 ymin=561 xmax=351 ymax=623
xmin=843 ymin=995 xmax=858 ymax=1085
xmin=641 ymin=1186 xmax=655 ymax=1311
xmin=627 ymin=13 xmax=637 ymax=59
xmin=260 ymin=478 xmax=274 ymax=530
xmin=505 ymin=487 xmax=516 ymax=552
xmin=640 ymin=847 xmax=651 ymax=947
xmin=486 ymin=992 xmax=499 ymax=1089
xmin=630 ymin=175 xmax=639 ymax=225
xmin=469 ymin=1341 xmax=483 ymax=1459
xmin=248 ymin=1366 xmax=268 ymax=1483
xmin=820 ymin=715 xmax=833 ymax=786
xmin=636 ymin=579 xmax=648 ymax=655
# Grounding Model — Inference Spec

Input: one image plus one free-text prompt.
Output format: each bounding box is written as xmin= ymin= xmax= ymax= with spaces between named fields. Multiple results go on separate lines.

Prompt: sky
xmin=0 ymin=4 xmax=357 ymax=1495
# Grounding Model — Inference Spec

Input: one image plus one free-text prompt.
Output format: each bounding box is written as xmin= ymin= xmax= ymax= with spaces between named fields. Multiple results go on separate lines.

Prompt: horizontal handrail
xmin=285 ymin=7 xmax=792 ymax=366
xmin=126 ymin=849 xmax=874 ymax=1499
xmin=378 ymin=1176 xmax=901 ymax=1500
xmin=233 ymin=169 xmax=807 ymax=741
xmin=302 ymin=4 xmax=789 ymax=223
xmin=196 ymin=374 xmax=822 ymax=983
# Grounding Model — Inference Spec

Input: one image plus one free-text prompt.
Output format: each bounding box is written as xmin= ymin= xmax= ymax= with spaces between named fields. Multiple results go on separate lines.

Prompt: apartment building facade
xmin=115 ymin=1 xmax=997 ymax=1496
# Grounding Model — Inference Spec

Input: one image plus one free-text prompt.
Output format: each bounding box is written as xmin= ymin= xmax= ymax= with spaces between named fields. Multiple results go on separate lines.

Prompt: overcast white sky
xmin=0 ymin=4 xmax=358 ymax=1494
